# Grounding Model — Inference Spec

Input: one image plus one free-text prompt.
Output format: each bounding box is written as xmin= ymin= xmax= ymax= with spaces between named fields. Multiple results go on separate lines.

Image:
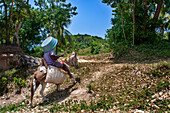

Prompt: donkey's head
xmin=67 ymin=51 xmax=79 ymax=69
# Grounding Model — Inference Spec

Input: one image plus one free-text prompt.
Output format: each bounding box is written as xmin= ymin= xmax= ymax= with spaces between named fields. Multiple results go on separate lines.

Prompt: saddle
xmin=41 ymin=58 xmax=67 ymax=74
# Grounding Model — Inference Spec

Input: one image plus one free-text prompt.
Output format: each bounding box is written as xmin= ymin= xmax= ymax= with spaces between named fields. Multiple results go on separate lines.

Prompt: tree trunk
xmin=55 ymin=44 xmax=58 ymax=54
xmin=143 ymin=0 xmax=147 ymax=33
xmin=133 ymin=0 xmax=135 ymax=45
xmin=161 ymin=25 xmax=164 ymax=39
xmin=13 ymin=0 xmax=29 ymax=46
xmin=151 ymin=0 xmax=163 ymax=31
xmin=22 ymin=38 xmax=25 ymax=49
xmin=51 ymin=23 xmax=54 ymax=37
xmin=0 ymin=33 xmax=2 ymax=44
xmin=119 ymin=6 xmax=127 ymax=41
xmin=9 ymin=0 xmax=14 ymax=31
xmin=4 ymin=2 xmax=10 ymax=44
xmin=14 ymin=20 xmax=23 ymax=46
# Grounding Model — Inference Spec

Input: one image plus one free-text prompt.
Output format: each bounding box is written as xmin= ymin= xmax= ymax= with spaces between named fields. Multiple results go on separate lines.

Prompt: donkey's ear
xmin=75 ymin=50 xmax=77 ymax=56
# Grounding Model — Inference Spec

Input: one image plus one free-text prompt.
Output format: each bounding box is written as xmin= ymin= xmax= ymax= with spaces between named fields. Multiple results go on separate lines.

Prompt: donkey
xmin=62 ymin=51 xmax=79 ymax=69
xmin=30 ymin=58 xmax=73 ymax=107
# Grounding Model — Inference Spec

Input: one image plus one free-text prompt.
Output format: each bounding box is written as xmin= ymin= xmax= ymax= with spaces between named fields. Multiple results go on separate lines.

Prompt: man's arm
xmin=50 ymin=53 xmax=64 ymax=60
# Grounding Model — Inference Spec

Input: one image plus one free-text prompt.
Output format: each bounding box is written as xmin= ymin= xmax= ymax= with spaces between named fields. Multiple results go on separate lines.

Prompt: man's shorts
xmin=53 ymin=61 xmax=63 ymax=68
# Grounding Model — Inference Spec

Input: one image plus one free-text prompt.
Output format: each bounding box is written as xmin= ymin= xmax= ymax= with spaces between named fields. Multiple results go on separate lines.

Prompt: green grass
xmin=78 ymin=47 xmax=92 ymax=56
xmin=0 ymin=66 xmax=35 ymax=96
xmin=112 ymin=41 xmax=170 ymax=62
xmin=0 ymin=100 xmax=29 ymax=113
xmin=49 ymin=96 xmax=116 ymax=112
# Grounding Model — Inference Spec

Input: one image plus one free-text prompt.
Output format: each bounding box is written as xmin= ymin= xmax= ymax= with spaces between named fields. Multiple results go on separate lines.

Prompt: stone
xmin=159 ymin=92 xmax=163 ymax=96
xmin=151 ymin=99 xmax=156 ymax=103
xmin=134 ymin=109 xmax=144 ymax=113
xmin=168 ymin=104 xmax=170 ymax=108
xmin=44 ymin=108 xmax=48 ymax=112
xmin=81 ymin=110 xmax=85 ymax=112
xmin=100 ymin=109 xmax=104 ymax=111
xmin=152 ymin=104 xmax=159 ymax=109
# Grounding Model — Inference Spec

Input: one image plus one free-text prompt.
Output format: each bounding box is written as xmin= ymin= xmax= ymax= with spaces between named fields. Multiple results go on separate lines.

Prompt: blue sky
xmin=29 ymin=0 xmax=113 ymax=38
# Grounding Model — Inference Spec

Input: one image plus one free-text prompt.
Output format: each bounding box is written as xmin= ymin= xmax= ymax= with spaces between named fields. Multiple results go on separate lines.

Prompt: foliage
xmin=19 ymin=9 xmax=44 ymax=54
xmin=0 ymin=0 xmax=31 ymax=45
xmin=34 ymin=0 xmax=77 ymax=52
xmin=103 ymin=0 xmax=170 ymax=45
xmin=69 ymin=34 xmax=110 ymax=56
xmin=150 ymin=63 xmax=169 ymax=77
xmin=90 ymin=42 xmax=102 ymax=54
xmin=78 ymin=47 xmax=92 ymax=56
xmin=0 ymin=0 xmax=77 ymax=56
xmin=0 ymin=68 xmax=17 ymax=96
xmin=0 ymin=100 xmax=29 ymax=112
xmin=0 ymin=67 xmax=29 ymax=96
xmin=87 ymin=80 xmax=95 ymax=93
xmin=49 ymin=96 xmax=116 ymax=112
xmin=71 ymin=34 xmax=105 ymax=50
xmin=13 ymin=77 xmax=26 ymax=88
xmin=29 ymin=45 xmax=43 ymax=58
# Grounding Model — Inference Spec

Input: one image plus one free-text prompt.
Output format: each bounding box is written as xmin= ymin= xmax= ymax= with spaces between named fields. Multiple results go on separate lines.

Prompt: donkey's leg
xmin=40 ymin=82 xmax=49 ymax=101
xmin=56 ymin=84 xmax=61 ymax=91
xmin=63 ymin=64 xmax=77 ymax=83
xmin=34 ymin=80 xmax=40 ymax=92
xmin=40 ymin=82 xmax=46 ymax=98
xmin=30 ymin=74 xmax=40 ymax=107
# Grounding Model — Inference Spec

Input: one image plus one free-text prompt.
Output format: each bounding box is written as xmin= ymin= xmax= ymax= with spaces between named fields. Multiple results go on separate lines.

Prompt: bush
xmin=13 ymin=77 xmax=26 ymax=88
xmin=90 ymin=42 xmax=102 ymax=54
xmin=112 ymin=42 xmax=129 ymax=58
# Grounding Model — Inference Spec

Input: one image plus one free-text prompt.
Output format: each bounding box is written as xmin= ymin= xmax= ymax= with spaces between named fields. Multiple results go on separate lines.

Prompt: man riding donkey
xmin=30 ymin=37 xmax=77 ymax=107
xmin=41 ymin=36 xmax=76 ymax=82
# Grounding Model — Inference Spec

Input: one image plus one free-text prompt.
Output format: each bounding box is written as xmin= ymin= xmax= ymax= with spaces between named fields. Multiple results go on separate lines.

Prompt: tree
xmin=34 ymin=0 xmax=77 ymax=53
xmin=0 ymin=0 xmax=30 ymax=46
xmin=103 ymin=0 xmax=127 ymax=42
xmin=132 ymin=0 xmax=135 ymax=45
xmin=151 ymin=0 xmax=163 ymax=31
xmin=103 ymin=0 xmax=169 ymax=45
xmin=19 ymin=8 xmax=43 ymax=53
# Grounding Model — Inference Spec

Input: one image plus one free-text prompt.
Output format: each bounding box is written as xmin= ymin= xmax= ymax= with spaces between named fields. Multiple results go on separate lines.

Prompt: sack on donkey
xmin=43 ymin=65 xmax=67 ymax=84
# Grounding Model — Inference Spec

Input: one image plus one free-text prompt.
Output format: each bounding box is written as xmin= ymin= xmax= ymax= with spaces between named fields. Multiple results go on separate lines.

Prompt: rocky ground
xmin=0 ymin=53 xmax=169 ymax=112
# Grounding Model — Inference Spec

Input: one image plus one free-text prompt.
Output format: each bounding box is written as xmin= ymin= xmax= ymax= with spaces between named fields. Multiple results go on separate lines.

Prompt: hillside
xmin=71 ymin=34 xmax=110 ymax=55
xmin=0 ymin=53 xmax=169 ymax=112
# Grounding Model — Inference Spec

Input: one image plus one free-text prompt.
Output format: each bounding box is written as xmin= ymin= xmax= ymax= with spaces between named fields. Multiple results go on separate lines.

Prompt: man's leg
xmin=62 ymin=63 xmax=74 ymax=78
xmin=55 ymin=61 xmax=74 ymax=78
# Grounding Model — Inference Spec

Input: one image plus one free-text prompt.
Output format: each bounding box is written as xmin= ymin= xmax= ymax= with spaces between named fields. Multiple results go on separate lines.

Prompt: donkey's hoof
xmin=73 ymin=78 xmax=77 ymax=84
xmin=43 ymin=97 xmax=49 ymax=101
xmin=28 ymin=105 xmax=33 ymax=108
xmin=73 ymin=77 xmax=80 ymax=84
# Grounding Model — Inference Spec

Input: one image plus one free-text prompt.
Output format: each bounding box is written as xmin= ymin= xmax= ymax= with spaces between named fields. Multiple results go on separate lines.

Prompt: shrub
xmin=13 ymin=77 xmax=26 ymax=88
xmin=90 ymin=42 xmax=102 ymax=54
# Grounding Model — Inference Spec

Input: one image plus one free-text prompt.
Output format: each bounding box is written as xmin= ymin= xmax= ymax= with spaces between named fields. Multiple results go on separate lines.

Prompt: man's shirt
xmin=44 ymin=49 xmax=55 ymax=65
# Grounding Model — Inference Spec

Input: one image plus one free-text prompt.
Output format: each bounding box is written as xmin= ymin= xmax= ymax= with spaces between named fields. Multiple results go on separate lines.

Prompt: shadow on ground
xmin=38 ymin=79 xmax=80 ymax=106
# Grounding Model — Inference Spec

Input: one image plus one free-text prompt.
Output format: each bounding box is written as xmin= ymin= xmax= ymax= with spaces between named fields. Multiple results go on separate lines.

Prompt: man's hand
xmin=60 ymin=53 xmax=64 ymax=57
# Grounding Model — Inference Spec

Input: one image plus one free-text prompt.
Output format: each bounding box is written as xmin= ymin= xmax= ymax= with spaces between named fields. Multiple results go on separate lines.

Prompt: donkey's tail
xmin=30 ymin=73 xmax=35 ymax=107
xmin=30 ymin=73 xmax=40 ymax=107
